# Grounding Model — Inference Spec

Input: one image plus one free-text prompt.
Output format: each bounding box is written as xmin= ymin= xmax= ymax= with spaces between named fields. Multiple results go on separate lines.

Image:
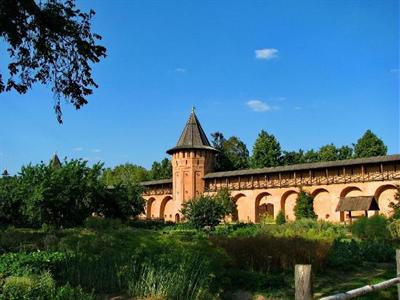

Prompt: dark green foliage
xmin=318 ymin=144 xmax=339 ymax=162
xmin=210 ymin=235 xmax=331 ymax=272
xmin=389 ymin=185 xmax=400 ymax=219
xmin=303 ymin=149 xmax=319 ymax=163
xmin=214 ymin=187 xmax=237 ymax=217
xmin=224 ymin=270 xmax=286 ymax=292
xmin=0 ymin=159 xmax=145 ymax=228
xmin=211 ymin=132 xmax=250 ymax=171
xmin=101 ymin=164 xmax=150 ymax=186
xmin=149 ymin=158 xmax=172 ymax=180
xmin=18 ymin=159 xmax=103 ymax=228
xmin=251 ymin=130 xmax=282 ymax=168
xmin=294 ymin=190 xmax=316 ymax=220
xmin=0 ymin=176 xmax=23 ymax=226
xmin=354 ymin=130 xmax=387 ymax=158
xmin=94 ymin=183 xmax=145 ymax=221
xmin=181 ymin=195 xmax=226 ymax=229
xmin=0 ymin=0 xmax=106 ymax=123
xmin=337 ymin=145 xmax=353 ymax=160
xmin=351 ymin=215 xmax=390 ymax=240
xmin=275 ymin=210 xmax=286 ymax=225
xmin=281 ymin=150 xmax=305 ymax=165
xmin=327 ymin=239 xmax=395 ymax=269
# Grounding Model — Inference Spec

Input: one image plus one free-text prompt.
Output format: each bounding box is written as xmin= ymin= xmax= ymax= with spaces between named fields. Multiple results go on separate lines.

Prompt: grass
xmin=1 ymin=219 xmax=399 ymax=299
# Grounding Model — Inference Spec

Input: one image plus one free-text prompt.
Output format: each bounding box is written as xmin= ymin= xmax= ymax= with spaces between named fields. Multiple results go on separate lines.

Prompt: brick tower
xmin=166 ymin=109 xmax=217 ymax=209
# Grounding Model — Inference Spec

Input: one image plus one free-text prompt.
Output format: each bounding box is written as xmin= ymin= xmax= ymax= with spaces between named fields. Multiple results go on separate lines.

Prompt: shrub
xmin=1 ymin=272 xmax=55 ymax=300
xmin=210 ymin=235 xmax=331 ymax=272
xmin=294 ymin=189 xmax=316 ymax=220
xmin=275 ymin=210 xmax=286 ymax=225
xmin=388 ymin=219 xmax=400 ymax=239
xmin=181 ymin=195 xmax=226 ymax=229
xmin=83 ymin=217 xmax=122 ymax=231
xmin=351 ymin=215 xmax=389 ymax=240
xmin=263 ymin=219 xmax=347 ymax=241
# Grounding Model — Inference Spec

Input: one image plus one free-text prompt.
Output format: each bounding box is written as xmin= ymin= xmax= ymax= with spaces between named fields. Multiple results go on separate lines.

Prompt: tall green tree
xmin=281 ymin=150 xmax=305 ymax=165
xmin=180 ymin=195 xmax=226 ymax=229
xmin=211 ymin=132 xmax=250 ymax=171
xmin=318 ymin=144 xmax=338 ymax=162
xmin=102 ymin=164 xmax=150 ymax=186
xmin=294 ymin=189 xmax=316 ymax=220
xmin=354 ymin=130 xmax=388 ymax=158
xmin=251 ymin=130 xmax=282 ymax=168
xmin=0 ymin=176 xmax=23 ymax=226
xmin=19 ymin=159 xmax=104 ymax=227
xmin=337 ymin=145 xmax=353 ymax=160
xmin=0 ymin=0 xmax=106 ymax=123
xmin=150 ymin=158 xmax=172 ymax=180
xmin=303 ymin=149 xmax=319 ymax=163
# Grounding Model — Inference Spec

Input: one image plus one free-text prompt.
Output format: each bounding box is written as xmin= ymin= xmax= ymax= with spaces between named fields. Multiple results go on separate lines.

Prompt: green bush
xmin=294 ymin=189 xmax=316 ymax=220
xmin=128 ymin=254 xmax=215 ymax=300
xmin=263 ymin=219 xmax=347 ymax=241
xmin=327 ymin=239 xmax=395 ymax=269
xmin=212 ymin=223 xmax=261 ymax=237
xmin=1 ymin=272 xmax=55 ymax=300
xmin=210 ymin=235 xmax=331 ymax=272
xmin=351 ymin=215 xmax=389 ymax=240
xmin=388 ymin=219 xmax=400 ymax=239
xmin=83 ymin=217 xmax=122 ymax=231
xmin=275 ymin=210 xmax=286 ymax=225
xmin=181 ymin=195 xmax=226 ymax=229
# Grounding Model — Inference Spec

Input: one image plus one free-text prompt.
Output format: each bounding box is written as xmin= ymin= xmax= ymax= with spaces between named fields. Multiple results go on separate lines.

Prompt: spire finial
xmin=192 ymin=106 xmax=196 ymax=113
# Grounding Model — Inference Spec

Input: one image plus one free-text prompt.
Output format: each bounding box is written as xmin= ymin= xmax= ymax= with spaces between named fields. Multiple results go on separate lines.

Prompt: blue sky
xmin=0 ymin=0 xmax=399 ymax=174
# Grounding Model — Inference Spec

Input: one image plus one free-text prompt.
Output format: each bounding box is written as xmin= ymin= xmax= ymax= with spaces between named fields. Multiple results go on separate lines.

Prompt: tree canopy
xmin=354 ymin=130 xmax=388 ymax=158
xmin=211 ymin=132 xmax=249 ymax=171
xmin=251 ymin=130 xmax=282 ymax=168
xmin=0 ymin=0 xmax=106 ymax=123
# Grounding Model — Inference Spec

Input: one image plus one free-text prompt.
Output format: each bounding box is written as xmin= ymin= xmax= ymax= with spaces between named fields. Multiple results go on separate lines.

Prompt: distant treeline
xmin=101 ymin=129 xmax=387 ymax=185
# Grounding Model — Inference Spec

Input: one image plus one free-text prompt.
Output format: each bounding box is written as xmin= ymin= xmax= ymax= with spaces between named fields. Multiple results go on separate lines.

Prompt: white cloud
xmin=175 ymin=67 xmax=186 ymax=73
xmin=246 ymin=100 xmax=272 ymax=112
xmin=73 ymin=147 xmax=83 ymax=152
xmin=255 ymin=48 xmax=279 ymax=60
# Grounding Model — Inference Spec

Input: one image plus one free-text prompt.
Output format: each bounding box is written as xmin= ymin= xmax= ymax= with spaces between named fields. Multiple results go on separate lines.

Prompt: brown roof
xmin=140 ymin=178 xmax=172 ymax=186
xmin=204 ymin=154 xmax=400 ymax=179
xmin=166 ymin=110 xmax=217 ymax=154
xmin=335 ymin=196 xmax=380 ymax=212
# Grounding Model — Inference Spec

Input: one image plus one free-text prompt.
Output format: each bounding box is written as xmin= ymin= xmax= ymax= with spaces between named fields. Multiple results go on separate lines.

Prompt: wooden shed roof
xmin=335 ymin=196 xmax=380 ymax=212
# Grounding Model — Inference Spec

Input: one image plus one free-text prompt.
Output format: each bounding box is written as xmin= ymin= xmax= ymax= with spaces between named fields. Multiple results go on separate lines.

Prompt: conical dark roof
xmin=2 ymin=169 xmax=9 ymax=177
xmin=51 ymin=154 xmax=62 ymax=168
xmin=167 ymin=110 xmax=217 ymax=155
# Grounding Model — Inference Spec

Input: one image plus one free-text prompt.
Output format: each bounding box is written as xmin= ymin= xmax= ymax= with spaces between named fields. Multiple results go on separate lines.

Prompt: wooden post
xmin=397 ymin=249 xmax=400 ymax=300
xmin=295 ymin=264 xmax=312 ymax=300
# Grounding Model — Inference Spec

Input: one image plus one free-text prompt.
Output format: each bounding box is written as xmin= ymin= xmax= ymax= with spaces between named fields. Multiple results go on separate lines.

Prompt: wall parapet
xmin=205 ymin=159 xmax=400 ymax=192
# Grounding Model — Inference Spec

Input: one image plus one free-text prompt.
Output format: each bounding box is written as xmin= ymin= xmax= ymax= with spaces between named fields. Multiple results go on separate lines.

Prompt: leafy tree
xmin=251 ymin=130 xmax=282 ymax=168
xmin=354 ymin=130 xmax=388 ymax=158
xmin=95 ymin=183 xmax=145 ymax=220
xmin=102 ymin=164 xmax=150 ymax=186
xmin=19 ymin=159 xmax=104 ymax=227
xmin=211 ymin=132 xmax=249 ymax=171
xmin=337 ymin=145 xmax=353 ymax=160
xmin=281 ymin=150 xmax=305 ymax=165
xmin=214 ymin=187 xmax=236 ymax=217
xmin=303 ymin=149 xmax=319 ymax=163
xmin=318 ymin=144 xmax=338 ymax=162
xmin=180 ymin=195 xmax=226 ymax=229
xmin=389 ymin=185 xmax=400 ymax=219
xmin=0 ymin=176 xmax=23 ymax=226
xmin=275 ymin=210 xmax=286 ymax=225
xmin=294 ymin=189 xmax=316 ymax=220
xmin=0 ymin=0 xmax=106 ymax=123
xmin=150 ymin=158 xmax=172 ymax=180
xmin=224 ymin=137 xmax=250 ymax=170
